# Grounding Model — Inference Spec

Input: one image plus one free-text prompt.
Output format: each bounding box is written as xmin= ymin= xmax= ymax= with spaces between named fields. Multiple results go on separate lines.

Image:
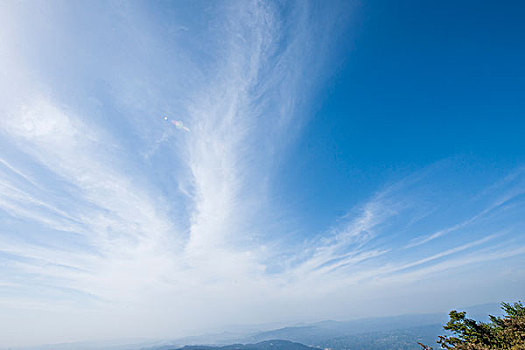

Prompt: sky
xmin=1 ymin=0 xmax=524 ymax=347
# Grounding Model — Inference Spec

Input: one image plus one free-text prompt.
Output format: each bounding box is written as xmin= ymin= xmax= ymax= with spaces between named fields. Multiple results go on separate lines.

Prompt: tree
xmin=422 ymin=301 xmax=525 ymax=349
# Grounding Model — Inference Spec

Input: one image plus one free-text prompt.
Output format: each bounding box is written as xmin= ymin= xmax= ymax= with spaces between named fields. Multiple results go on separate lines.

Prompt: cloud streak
xmin=0 ymin=0 xmax=524 ymax=347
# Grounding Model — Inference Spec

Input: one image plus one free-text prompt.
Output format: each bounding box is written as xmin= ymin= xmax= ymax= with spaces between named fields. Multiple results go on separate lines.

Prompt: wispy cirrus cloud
xmin=0 ymin=0 xmax=524 ymax=347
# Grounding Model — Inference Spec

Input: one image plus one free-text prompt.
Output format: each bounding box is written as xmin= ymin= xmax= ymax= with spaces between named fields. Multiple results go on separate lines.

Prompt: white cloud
xmin=0 ymin=0 xmax=524 ymax=347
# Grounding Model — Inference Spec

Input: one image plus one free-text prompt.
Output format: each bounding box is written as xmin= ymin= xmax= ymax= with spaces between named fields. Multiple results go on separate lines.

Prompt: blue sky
xmin=0 ymin=0 xmax=524 ymax=347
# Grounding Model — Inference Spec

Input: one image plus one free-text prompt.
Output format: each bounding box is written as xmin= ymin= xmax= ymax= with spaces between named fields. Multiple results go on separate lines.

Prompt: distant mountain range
xmin=234 ymin=313 xmax=449 ymax=345
xmin=153 ymin=330 xmax=441 ymax=350
xmin=10 ymin=303 xmax=502 ymax=350
xmin=172 ymin=340 xmax=316 ymax=350
xmin=155 ymin=303 xmax=501 ymax=350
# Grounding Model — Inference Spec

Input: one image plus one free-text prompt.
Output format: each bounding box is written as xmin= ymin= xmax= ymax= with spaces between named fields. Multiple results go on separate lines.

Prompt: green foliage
xmin=423 ymin=301 xmax=525 ymax=349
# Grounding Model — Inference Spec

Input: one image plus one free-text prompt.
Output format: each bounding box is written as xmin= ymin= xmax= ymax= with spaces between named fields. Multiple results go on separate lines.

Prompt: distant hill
xmin=12 ymin=303 xmax=502 ymax=350
xmin=169 ymin=340 xmax=316 ymax=350
xmin=141 ymin=303 xmax=501 ymax=350
xmin=238 ymin=314 xmax=446 ymax=345
xmin=233 ymin=303 xmax=501 ymax=347
xmin=316 ymin=324 xmax=444 ymax=350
